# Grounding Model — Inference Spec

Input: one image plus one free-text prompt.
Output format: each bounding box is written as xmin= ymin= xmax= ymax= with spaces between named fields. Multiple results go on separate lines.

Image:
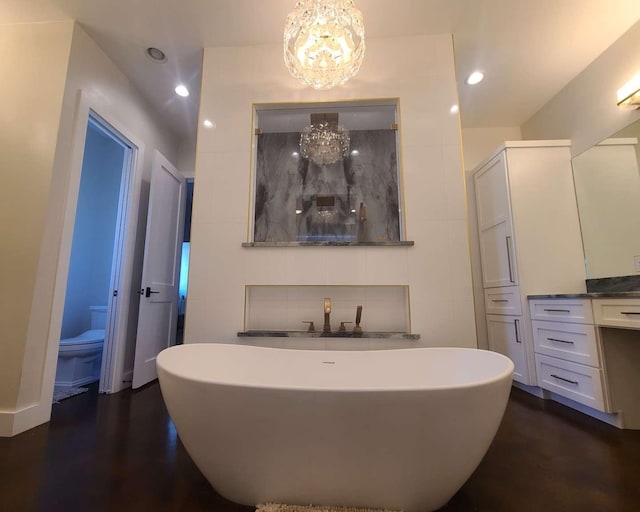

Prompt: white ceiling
xmin=3 ymin=1 xmax=640 ymax=147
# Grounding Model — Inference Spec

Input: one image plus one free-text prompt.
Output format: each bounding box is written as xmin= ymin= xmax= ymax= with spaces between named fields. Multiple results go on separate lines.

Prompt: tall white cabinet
xmin=473 ymin=141 xmax=586 ymax=386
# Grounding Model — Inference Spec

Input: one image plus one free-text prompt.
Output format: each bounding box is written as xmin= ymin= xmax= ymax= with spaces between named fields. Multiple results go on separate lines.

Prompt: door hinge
xmin=113 ymin=289 xmax=118 ymax=297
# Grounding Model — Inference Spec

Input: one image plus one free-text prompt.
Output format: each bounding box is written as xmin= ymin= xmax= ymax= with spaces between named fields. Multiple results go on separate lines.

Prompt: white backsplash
xmin=244 ymin=285 xmax=410 ymax=333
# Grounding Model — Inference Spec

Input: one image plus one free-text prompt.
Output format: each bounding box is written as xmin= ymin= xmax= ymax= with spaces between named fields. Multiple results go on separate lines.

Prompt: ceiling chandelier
xmin=300 ymin=113 xmax=350 ymax=165
xmin=284 ymin=0 xmax=366 ymax=90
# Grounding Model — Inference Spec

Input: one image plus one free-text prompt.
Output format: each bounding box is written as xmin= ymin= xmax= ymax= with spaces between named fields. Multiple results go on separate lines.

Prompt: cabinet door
xmin=486 ymin=314 xmax=529 ymax=384
xmin=474 ymin=152 xmax=518 ymax=287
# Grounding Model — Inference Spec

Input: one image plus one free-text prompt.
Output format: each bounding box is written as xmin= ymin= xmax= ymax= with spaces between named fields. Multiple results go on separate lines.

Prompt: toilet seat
xmin=59 ymin=329 xmax=105 ymax=353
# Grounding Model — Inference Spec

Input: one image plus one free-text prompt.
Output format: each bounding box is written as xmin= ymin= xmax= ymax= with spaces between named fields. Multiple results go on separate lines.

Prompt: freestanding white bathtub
xmin=157 ymin=344 xmax=514 ymax=512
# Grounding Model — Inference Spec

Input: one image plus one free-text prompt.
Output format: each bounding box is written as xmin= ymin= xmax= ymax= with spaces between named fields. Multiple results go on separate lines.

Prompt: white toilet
xmin=56 ymin=306 xmax=106 ymax=387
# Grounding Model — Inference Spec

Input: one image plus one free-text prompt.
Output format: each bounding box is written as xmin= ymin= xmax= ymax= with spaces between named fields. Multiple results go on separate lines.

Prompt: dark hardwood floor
xmin=1 ymin=383 xmax=639 ymax=512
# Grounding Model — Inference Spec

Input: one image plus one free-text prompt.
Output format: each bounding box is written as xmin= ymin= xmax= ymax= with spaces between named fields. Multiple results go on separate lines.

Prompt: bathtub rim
xmin=157 ymin=344 xmax=514 ymax=393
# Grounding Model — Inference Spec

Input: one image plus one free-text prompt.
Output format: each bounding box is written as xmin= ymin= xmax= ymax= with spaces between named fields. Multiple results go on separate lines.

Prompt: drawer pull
xmin=543 ymin=308 xmax=571 ymax=313
xmin=550 ymin=374 xmax=579 ymax=385
xmin=547 ymin=337 xmax=574 ymax=345
xmin=492 ymin=299 xmax=508 ymax=303
xmin=621 ymin=311 xmax=640 ymax=315
xmin=514 ymin=319 xmax=521 ymax=343
xmin=506 ymin=236 xmax=515 ymax=283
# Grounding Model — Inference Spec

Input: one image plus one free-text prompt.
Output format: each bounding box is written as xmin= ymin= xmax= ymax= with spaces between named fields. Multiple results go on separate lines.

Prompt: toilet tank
xmin=89 ymin=306 xmax=107 ymax=330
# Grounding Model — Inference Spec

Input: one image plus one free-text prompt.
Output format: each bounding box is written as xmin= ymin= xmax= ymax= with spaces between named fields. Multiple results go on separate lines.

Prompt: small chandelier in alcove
xmin=284 ymin=0 xmax=366 ymax=90
xmin=299 ymin=113 xmax=350 ymax=165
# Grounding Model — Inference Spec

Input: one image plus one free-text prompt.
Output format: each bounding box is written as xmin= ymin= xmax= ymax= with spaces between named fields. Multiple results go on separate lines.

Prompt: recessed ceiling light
xmin=450 ymin=104 xmax=459 ymax=114
xmin=203 ymin=119 xmax=215 ymax=128
xmin=350 ymin=150 xmax=359 ymax=156
xmin=175 ymin=84 xmax=189 ymax=97
xmin=292 ymin=151 xmax=299 ymax=157
xmin=146 ymin=47 xmax=167 ymax=63
xmin=466 ymin=71 xmax=484 ymax=85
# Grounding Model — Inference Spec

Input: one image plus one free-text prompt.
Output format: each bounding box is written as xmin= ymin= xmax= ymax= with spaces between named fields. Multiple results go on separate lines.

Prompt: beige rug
xmin=256 ymin=503 xmax=401 ymax=512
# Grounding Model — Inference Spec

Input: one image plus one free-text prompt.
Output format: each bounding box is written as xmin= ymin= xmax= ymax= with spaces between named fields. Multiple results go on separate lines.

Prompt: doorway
xmin=176 ymin=178 xmax=194 ymax=344
xmin=54 ymin=114 xmax=133 ymax=401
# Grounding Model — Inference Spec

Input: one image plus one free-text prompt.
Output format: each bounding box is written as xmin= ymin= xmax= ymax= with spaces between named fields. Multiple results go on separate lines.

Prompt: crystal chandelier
xmin=300 ymin=113 xmax=350 ymax=165
xmin=284 ymin=0 xmax=366 ymax=90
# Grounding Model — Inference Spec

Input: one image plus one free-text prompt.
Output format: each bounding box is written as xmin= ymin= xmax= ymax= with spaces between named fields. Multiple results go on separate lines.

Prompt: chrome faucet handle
xmin=302 ymin=321 xmax=316 ymax=333
xmin=338 ymin=321 xmax=353 ymax=333
xmin=353 ymin=305 xmax=363 ymax=334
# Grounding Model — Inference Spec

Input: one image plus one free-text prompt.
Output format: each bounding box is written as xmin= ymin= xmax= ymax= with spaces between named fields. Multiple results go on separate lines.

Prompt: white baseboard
xmin=0 ymin=401 xmax=50 ymax=437
xmin=547 ymin=391 xmax=624 ymax=428
xmin=512 ymin=381 xmax=547 ymax=398
xmin=512 ymin=382 xmax=624 ymax=428
xmin=55 ymin=376 xmax=99 ymax=388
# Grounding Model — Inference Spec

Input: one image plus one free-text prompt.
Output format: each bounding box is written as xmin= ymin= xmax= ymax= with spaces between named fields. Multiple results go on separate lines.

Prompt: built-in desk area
xmin=528 ymin=293 xmax=640 ymax=429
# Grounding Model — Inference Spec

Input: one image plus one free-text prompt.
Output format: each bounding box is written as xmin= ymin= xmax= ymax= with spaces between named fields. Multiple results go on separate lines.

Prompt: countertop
xmin=528 ymin=292 xmax=640 ymax=299
xmin=237 ymin=330 xmax=420 ymax=340
xmin=242 ymin=241 xmax=414 ymax=247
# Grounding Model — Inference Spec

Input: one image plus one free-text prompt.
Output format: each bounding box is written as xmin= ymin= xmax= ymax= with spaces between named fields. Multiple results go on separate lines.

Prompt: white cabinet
xmin=473 ymin=141 xmax=586 ymax=386
xmin=592 ymin=298 xmax=640 ymax=329
xmin=530 ymin=298 xmax=610 ymax=412
xmin=475 ymin=152 xmax=517 ymax=288
xmin=486 ymin=314 xmax=528 ymax=383
xmin=529 ymin=296 xmax=640 ymax=428
xmin=484 ymin=286 xmax=522 ymax=315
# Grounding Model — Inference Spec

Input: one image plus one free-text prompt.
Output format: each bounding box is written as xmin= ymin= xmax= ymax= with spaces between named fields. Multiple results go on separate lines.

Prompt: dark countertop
xmin=237 ymin=330 xmax=420 ymax=340
xmin=242 ymin=241 xmax=414 ymax=247
xmin=528 ymin=292 xmax=640 ymax=299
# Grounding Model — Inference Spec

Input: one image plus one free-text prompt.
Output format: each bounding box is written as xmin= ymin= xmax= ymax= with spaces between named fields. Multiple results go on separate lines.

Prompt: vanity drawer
xmin=535 ymin=354 xmax=607 ymax=412
xmin=531 ymin=320 xmax=599 ymax=367
xmin=592 ymin=299 xmax=640 ymax=330
xmin=529 ymin=298 xmax=593 ymax=324
xmin=484 ymin=286 xmax=522 ymax=315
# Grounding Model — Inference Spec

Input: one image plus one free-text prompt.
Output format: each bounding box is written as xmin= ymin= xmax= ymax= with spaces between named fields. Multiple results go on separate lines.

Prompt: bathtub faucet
xmin=323 ymin=298 xmax=331 ymax=333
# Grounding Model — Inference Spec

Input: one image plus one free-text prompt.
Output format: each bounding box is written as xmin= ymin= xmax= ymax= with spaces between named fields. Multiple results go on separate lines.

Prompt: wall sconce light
xmin=617 ymin=72 xmax=640 ymax=109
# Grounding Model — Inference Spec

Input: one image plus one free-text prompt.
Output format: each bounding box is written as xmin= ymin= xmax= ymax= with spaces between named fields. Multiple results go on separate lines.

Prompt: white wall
xmin=0 ymin=21 xmax=73 ymax=419
xmin=462 ymin=127 xmax=523 ymax=171
xmin=178 ymin=138 xmax=196 ymax=178
xmin=522 ymin=19 xmax=640 ymax=156
xmin=1 ymin=21 xmax=179 ymax=436
xmin=61 ymin=124 xmax=124 ymax=338
xmin=186 ymin=35 xmax=477 ymax=350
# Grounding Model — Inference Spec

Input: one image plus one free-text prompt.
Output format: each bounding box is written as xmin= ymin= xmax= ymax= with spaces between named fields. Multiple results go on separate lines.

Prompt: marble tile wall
xmin=187 ymin=35 xmax=477 ymax=349
xmin=254 ymin=130 xmax=400 ymax=242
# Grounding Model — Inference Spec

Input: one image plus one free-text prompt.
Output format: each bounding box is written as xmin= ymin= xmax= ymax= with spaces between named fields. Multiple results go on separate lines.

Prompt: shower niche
xmin=245 ymin=100 xmax=413 ymax=247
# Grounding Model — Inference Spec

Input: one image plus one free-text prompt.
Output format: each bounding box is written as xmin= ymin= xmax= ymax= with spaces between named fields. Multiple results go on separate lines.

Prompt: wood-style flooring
xmin=1 ymin=383 xmax=639 ymax=512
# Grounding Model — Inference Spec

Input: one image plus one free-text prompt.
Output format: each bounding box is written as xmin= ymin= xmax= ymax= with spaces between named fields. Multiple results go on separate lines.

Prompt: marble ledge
xmin=237 ymin=330 xmax=420 ymax=340
xmin=528 ymin=292 xmax=640 ymax=299
xmin=242 ymin=241 xmax=415 ymax=248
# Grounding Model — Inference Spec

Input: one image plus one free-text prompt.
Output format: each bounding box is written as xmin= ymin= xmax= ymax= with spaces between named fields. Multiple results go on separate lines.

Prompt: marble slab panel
xmin=586 ymin=275 xmax=640 ymax=293
xmin=254 ymin=130 xmax=401 ymax=242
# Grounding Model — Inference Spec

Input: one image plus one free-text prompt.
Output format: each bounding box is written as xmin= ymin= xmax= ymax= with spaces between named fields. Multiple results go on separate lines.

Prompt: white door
xmin=474 ymin=152 xmax=518 ymax=288
xmin=132 ymin=151 xmax=186 ymax=389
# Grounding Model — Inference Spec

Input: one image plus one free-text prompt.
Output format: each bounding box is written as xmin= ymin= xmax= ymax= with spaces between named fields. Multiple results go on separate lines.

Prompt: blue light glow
xmin=179 ymin=242 xmax=190 ymax=301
